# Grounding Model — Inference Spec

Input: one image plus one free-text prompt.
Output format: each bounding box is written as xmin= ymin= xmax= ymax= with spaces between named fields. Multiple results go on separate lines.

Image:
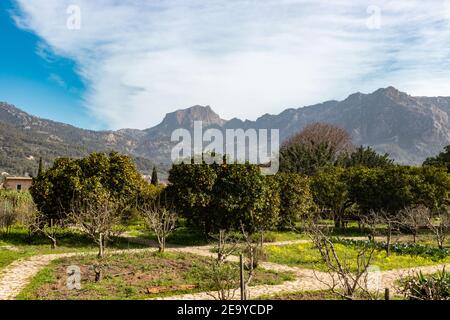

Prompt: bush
xmin=400 ymin=270 xmax=450 ymax=300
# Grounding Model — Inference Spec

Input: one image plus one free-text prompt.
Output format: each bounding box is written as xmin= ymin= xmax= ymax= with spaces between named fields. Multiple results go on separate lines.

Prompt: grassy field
xmin=16 ymin=251 xmax=295 ymax=300
xmin=265 ymin=242 xmax=450 ymax=272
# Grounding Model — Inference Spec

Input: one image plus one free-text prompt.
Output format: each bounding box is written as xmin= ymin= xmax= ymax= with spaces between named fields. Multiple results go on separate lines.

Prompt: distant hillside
xmin=0 ymin=102 xmax=164 ymax=177
xmin=1 ymin=87 xmax=450 ymax=175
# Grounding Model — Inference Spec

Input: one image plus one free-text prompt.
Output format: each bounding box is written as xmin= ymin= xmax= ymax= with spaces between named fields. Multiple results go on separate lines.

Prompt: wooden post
xmin=240 ymin=254 xmax=245 ymax=300
xmin=384 ymin=288 xmax=390 ymax=301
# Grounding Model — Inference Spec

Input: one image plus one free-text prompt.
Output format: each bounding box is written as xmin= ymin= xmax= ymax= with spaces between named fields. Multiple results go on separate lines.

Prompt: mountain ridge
xmin=1 ymin=86 xmax=450 ymax=175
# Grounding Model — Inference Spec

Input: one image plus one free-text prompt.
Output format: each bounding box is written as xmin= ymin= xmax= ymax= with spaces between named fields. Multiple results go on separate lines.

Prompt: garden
xmin=0 ymin=124 xmax=449 ymax=301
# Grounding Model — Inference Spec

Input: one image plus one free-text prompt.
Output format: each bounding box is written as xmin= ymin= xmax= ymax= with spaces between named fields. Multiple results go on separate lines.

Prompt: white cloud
xmin=12 ymin=0 xmax=450 ymax=129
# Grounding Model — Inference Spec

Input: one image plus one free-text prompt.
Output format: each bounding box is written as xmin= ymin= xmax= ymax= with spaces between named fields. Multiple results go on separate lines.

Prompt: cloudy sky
xmin=2 ymin=0 xmax=450 ymax=130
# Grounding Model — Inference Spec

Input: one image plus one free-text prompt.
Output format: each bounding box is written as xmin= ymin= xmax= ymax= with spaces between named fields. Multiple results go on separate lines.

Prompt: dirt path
xmin=0 ymin=248 xmax=153 ymax=300
xmin=0 ymin=252 xmax=80 ymax=300
xmin=157 ymin=263 xmax=450 ymax=300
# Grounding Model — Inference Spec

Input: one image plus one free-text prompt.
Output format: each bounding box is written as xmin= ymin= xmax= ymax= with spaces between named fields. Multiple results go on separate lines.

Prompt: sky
xmin=2 ymin=0 xmax=450 ymax=130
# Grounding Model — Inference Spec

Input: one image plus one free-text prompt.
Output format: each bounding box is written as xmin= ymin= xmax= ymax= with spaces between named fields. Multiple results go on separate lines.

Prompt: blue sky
xmin=0 ymin=0 xmax=96 ymax=128
xmin=2 ymin=1 xmax=450 ymax=130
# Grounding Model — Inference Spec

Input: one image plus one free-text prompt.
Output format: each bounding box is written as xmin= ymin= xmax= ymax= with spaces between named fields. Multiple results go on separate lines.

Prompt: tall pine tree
xmin=151 ymin=167 xmax=158 ymax=185
xmin=37 ymin=157 xmax=44 ymax=176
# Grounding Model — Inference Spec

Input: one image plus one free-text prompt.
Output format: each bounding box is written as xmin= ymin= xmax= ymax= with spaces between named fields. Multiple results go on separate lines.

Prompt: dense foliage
xmin=342 ymin=146 xmax=394 ymax=168
xmin=424 ymin=145 xmax=450 ymax=173
xmin=275 ymin=173 xmax=315 ymax=229
xmin=311 ymin=167 xmax=352 ymax=228
xmin=167 ymin=162 xmax=282 ymax=234
xmin=346 ymin=166 xmax=450 ymax=215
xmin=30 ymin=152 xmax=153 ymax=219
xmin=280 ymin=123 xmax=353 ymax=176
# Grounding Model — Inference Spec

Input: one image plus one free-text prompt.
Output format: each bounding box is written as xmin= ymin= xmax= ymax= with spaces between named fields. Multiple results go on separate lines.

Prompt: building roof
xmin=5 ymin=176 xmax=33 ymax=180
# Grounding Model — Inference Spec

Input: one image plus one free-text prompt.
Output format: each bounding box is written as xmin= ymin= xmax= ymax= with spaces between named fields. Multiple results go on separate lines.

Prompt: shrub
xmin=400 ymin=270 xmax=450 ymax=300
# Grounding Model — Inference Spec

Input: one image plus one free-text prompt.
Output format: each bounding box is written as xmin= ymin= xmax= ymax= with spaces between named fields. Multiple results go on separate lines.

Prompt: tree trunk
xmin=159 ymin=237 xmax=165 ymax=253
xmin=95 ymin=266 xmax=103 ymax=282
xmin=334 ymin=215 xmax=342 ymax=229
xmin=51 ymin=238 xmax=57 ymax=249
xmin=438 ymin=238 xmax=444 ymax=250
xmin=98 ymin=233 xmax=104 ymax=258
xmin=386 ymin=228 xmax=391 ymax=257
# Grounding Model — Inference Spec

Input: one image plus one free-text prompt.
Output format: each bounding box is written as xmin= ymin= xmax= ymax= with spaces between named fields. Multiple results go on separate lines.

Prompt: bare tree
xmin=361 ymin=210 xmax=400 ymax=256
xmin=19 ymin=203 xmax=40 ymax=241
xmin=204 ymin=259 xmax=239 ymax=301
xmin=210 ymin=229 xmax=239 ymax=263
xmin=424 ymin=210 xmax=450 ymax=250
xmin=33 ymin=212 xmax=63 ymax=249
xmin=70 ymin=197 xmax=123 ymax=258
xmin=398 ymin=206 xmax=428 ymax=243
xmin=140 ymin=202 xmax=177 ymax=253
xmin=283 ymin=122 xmax=354 ymax=155
xmin=306 ymin=219 xmax=378 ymax=300
xmin=239 ymin=225 xmax=260 ymax=300
xmin=203 ymin=229 xmax=240 ymax=300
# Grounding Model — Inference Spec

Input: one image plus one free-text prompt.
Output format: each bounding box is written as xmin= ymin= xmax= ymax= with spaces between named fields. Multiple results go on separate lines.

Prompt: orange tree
xmin=30 ymin=152 xmax=150 ymax=220
xmin=167 ymin=162 xmax=280 ymax=235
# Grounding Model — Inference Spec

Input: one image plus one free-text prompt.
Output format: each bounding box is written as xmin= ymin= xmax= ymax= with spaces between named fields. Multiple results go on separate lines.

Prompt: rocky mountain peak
xmin=157 ymin=105 xmax=225 ymax=130
xmin=372 ymin=86 xmax=409 ymax=100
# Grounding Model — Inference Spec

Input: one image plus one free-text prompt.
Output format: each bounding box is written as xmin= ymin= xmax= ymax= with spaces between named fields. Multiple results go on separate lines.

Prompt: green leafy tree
xmin=275 ymin=173 xmax=316 ymax=229
xmin=311 ymin=167 xmax=352 ymax=228
xmin=280 ymin=143 xmax=338 ymax=175
xmin=342 ymin=146 xmax=394 ymax=168
xmin=30 ymin=152 xmax=148 ymax=220
xmin=280 ymin=123 xmax=354 ymax=176
xmin=37 ymin=157 xmax=44 ymax=176
xmin=151 ymin=167 xmax=159 ymax=185
xmin=346 ymin=166 xmax=450 ymax=216
xmin=423 ymin=145 xmax=450 ymax=173
xmin=213 ymin=163 xmax=280 ymax=233
xmin=167 ymin=162 xmax=218 ymax=234
xmin=167 ymin=162 xmax=280 ymax=235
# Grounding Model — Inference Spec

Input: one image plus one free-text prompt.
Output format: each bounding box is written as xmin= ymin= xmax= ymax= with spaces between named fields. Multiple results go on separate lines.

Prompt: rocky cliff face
xmin=1 ymin=86 xmax=450 ymax=175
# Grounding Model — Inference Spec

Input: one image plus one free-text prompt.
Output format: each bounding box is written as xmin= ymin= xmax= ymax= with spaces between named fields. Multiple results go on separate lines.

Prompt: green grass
xmin=262 ymin=231 xmax=309 ymax=242
xmin=16 ymin=251 xmax=295 ymax=300
xmin=265 ymin=243 xmax=450 ymax=272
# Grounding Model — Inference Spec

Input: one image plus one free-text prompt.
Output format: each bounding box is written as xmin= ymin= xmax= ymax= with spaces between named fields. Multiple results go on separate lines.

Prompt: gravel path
xmin=0 ymin=252 xmax=81 ymax=300
xmin=0 ymin=248 xmax=153 ymax=300
xmin=157 ymin=263 xmax=450 ymax=300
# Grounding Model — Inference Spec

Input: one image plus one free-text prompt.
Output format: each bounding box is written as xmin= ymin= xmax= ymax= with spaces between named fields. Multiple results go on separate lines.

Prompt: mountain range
xmin=1 ymin=86 xmax=450 ymax=177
